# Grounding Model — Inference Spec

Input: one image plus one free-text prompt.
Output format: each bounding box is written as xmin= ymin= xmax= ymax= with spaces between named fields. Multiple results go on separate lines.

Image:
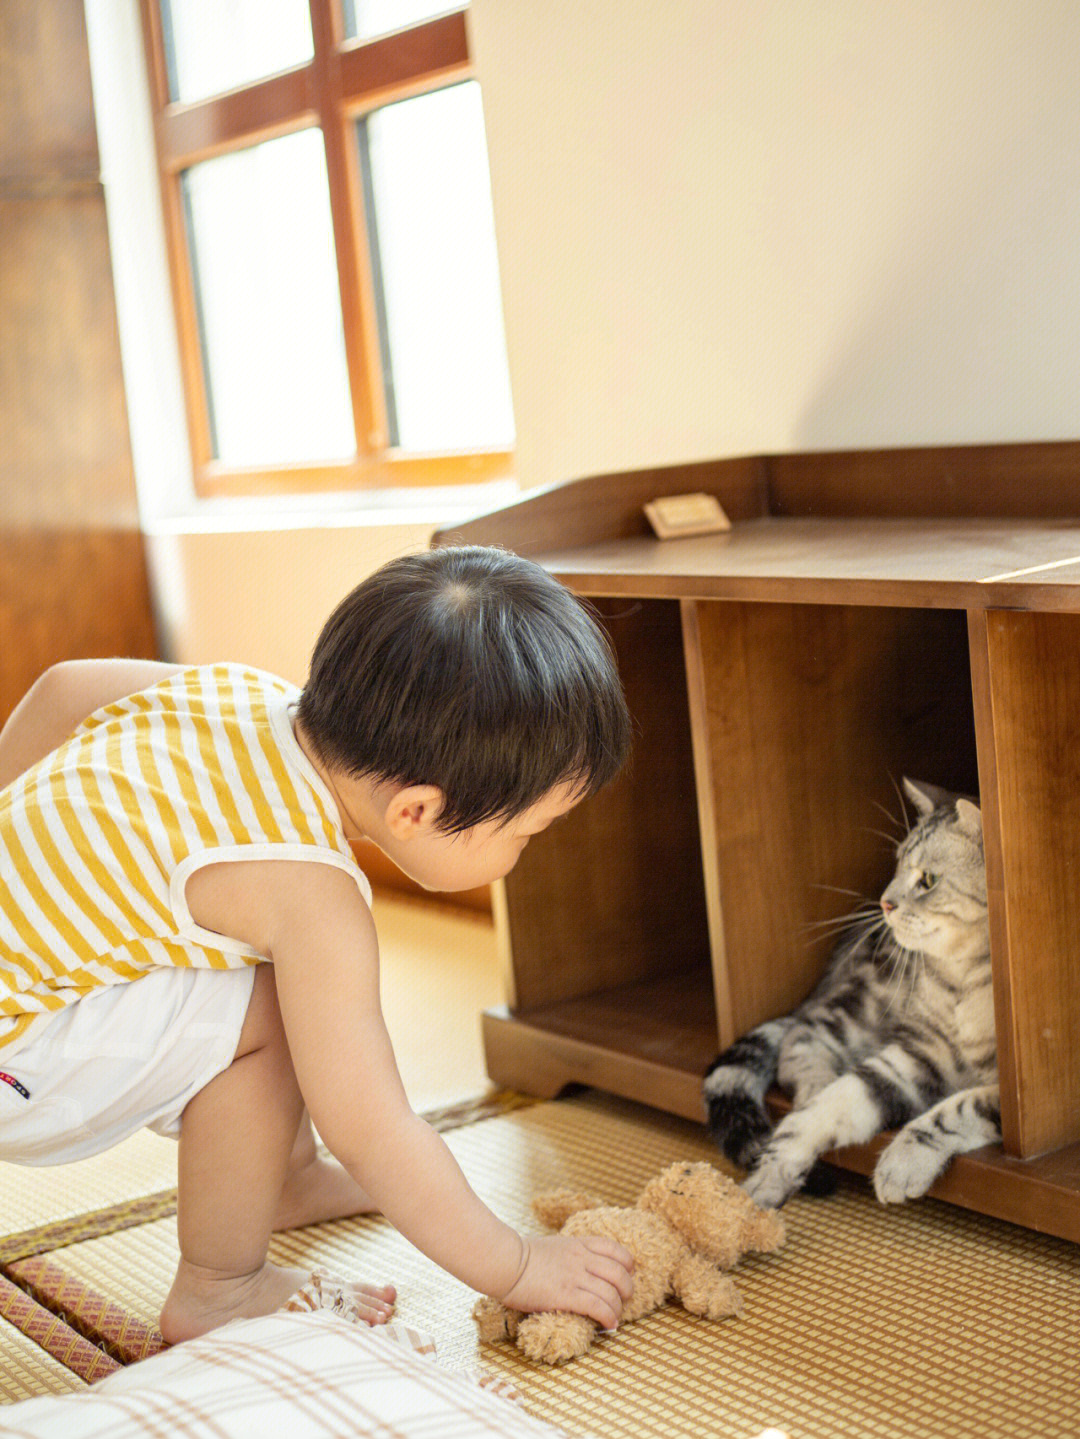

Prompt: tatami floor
xmin=3 ymin=895 xmax=1080 ymax=1439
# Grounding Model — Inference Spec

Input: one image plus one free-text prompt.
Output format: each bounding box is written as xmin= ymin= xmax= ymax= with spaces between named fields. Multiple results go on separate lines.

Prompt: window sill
xmin=142 ymin=479 xmax=520 ymax=536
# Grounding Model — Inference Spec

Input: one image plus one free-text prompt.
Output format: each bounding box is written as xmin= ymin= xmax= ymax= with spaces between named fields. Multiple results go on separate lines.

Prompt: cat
xmin=703 ymin=778 xmax=1000 ymax=1209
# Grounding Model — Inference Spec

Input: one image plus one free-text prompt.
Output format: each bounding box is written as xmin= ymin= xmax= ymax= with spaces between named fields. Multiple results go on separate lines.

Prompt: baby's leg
xmin=273 ymin=1106 xmax=380 ymax=1231
xmin=160 ymin=965 xmax=395 ymax=1343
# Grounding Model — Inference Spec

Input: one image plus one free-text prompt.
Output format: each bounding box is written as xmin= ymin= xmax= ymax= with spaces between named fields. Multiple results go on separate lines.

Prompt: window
xmin=139 ymin=1 xmax=514 ymax=497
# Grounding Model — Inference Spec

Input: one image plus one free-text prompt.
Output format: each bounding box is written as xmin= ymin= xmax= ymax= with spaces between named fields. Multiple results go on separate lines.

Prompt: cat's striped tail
xmin=703 ymin=1018 xmax=793 ymax=1168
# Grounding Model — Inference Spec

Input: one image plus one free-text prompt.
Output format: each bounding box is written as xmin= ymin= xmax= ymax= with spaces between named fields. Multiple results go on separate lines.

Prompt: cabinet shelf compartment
xmin=684 ymin=599 xmax=980 ymax=1045
xmin=482 ymin=966 xmax=717 ymax=1122
xmin=488 ymin=598 xmax=717 ymax=1095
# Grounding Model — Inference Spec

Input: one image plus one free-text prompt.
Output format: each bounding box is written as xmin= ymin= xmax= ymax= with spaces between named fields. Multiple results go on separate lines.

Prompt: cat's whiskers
xmin=803 ymin=904 xmax=879 ymax=931
xmin=875 ymin=924 xmax=906 ymax=984
xmin=886 ymin=772 xmax=912 ymax=831
xmin=800 ymin=907 xmax=881 ymax=949
xmin=870 ymin=796 xmax=907 ymax=835
xmin=880 ymin=934 xmax=923 ymax=1017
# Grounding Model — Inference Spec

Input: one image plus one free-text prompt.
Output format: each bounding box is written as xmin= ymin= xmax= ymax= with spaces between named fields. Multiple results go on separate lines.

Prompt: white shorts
xmin=0 ymin=965 xmax=257 ymax=1166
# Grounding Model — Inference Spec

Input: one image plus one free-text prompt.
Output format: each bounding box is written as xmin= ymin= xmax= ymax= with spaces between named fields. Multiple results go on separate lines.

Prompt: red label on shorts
xmin=0 ymin=1072 xmax=29 ymax=1099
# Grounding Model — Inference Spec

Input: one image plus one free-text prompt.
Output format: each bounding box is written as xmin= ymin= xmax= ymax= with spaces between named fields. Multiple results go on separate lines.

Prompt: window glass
xmin=161 ymin=0 xmax=313 ymax=104
xmin=182 ymin=129 xmax=355 ymax=466
xmin=343 ymin=2 xmax=461 ymax=42
xmin=361 ymin=82 xmax=514 ymax=452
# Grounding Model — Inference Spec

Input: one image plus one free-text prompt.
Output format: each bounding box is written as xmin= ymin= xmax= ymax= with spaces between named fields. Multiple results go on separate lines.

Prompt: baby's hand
xmin=498 ymin=1233 xmax=634 ymax=1329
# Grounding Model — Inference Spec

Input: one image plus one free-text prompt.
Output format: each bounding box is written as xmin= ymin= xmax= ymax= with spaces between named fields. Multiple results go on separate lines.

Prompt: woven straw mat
xmin=5 ymin=1089 xmax=1076 ymax=1439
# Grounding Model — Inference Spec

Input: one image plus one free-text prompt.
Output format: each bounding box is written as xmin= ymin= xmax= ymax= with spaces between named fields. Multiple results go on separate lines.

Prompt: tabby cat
xmin=704 ymin=778 xmax=999 ymax=1208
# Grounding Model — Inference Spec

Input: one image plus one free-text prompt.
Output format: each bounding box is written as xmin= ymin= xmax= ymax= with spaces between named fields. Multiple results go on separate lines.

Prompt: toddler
xmin=0 ymin=546 xmax=634 ymax=1343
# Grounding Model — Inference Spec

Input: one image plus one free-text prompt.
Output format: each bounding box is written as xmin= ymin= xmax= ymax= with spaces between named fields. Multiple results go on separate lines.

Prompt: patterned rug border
xmin=0 ymin=1271 xmax=121 ymax=1383
xmin=0 ymin=1191 xmax=178 ymax=1268
xmin=5 ymin=1255 xmax=159 ymax=1367
xmin=0 ymin=1089 xmax=538 ymax=1268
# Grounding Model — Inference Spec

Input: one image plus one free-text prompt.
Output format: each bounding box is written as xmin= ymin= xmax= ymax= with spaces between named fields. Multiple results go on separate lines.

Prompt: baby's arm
xmin=0 ymin=659 xmax=183 ymax=788
xmin=186 ymin=859 xmax=633 ymax=1326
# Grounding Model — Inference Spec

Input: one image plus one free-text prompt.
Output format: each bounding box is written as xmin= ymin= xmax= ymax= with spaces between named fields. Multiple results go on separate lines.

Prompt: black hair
xmin=296 ymin=545 xmax=631 ymax=832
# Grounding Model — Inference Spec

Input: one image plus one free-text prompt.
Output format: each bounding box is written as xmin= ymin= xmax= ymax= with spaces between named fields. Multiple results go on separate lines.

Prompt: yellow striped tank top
xmin=0 ymin=665 xmax=371 ymax=1057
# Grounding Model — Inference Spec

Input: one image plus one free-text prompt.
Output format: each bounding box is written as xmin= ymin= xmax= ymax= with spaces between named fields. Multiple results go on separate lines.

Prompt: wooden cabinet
xmin=435 ymin=443 xmax=1080 ymax=1243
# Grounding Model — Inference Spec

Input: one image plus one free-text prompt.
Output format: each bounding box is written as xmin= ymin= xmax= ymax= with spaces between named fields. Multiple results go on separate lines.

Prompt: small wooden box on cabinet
xmin=434 ymin=442 xmax=1080 ymax=1243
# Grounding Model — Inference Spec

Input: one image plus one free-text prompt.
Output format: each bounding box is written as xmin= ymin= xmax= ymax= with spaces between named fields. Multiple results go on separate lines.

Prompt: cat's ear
xmin=955 ymin=798 xmax=982 ymax=838
xmin=902 ymin=777 xmax=951 ymax=817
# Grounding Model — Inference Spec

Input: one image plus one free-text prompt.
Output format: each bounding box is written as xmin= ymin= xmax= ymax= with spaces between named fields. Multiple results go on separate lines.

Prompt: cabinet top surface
xmin=534 ymin=516 xmax=1080 ymax=609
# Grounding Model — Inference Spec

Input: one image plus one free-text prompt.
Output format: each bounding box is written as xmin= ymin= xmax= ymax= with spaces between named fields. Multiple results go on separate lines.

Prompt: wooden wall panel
xmin=0 ymin=194 xmax=143 ymax=528
xmin=0 ymin=0 xmax=157 ymax=724
xmin=0 ymin=1 xmax=99 ymax=179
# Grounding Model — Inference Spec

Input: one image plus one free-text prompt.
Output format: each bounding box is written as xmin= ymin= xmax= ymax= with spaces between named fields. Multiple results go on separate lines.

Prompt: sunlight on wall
xmin=470 ymin=0 xmax=1080 ymax=490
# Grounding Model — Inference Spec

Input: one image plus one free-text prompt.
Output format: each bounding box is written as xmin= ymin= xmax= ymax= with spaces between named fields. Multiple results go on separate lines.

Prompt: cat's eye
xmin=914 ymin=871 xmax=938 ymax=892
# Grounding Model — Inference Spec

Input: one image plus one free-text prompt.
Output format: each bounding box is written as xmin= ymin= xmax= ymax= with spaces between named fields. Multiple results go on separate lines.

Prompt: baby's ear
xmin=384 ymin=784 xmax=446 ymax=838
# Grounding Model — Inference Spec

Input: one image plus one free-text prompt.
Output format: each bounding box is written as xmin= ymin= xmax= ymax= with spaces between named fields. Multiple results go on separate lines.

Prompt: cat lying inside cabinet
xmin=704 ymin=778 xmax=1000 ymax=1208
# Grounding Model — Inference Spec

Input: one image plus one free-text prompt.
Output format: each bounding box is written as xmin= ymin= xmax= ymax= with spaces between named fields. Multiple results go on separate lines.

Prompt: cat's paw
xmin=872 ymin=1130 xmax=945 ymax=1203
xmin=741 ymin=1111 xmax=824 ymax=1207
xmin=742 ymin=1150 xmax=808 ymax=1209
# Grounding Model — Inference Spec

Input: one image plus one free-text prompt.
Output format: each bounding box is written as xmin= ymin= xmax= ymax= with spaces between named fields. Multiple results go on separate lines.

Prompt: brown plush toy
xmin=472 ymin=1160 xmax=785 ymax=1365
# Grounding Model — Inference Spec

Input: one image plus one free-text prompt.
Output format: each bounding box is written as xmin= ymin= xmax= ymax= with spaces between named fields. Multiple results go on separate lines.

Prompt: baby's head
xmin=296 ymin=546 xmax=631 ymax=887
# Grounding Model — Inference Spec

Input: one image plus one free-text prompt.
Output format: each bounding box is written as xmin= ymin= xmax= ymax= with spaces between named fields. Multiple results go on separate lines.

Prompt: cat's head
xmin=879 ymin=778 xmax=989 ymax=964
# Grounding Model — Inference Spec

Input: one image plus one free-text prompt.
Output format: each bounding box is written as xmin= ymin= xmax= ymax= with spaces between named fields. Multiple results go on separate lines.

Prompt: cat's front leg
xmin=745 ymin=1037 xmax=940 ymax=1207
xmin=874 ymin=1083 xmax=1001 ymax=1202
xmin=777 ymin=1022 xmax=844 ymax=1107
xmin=743 ymin=1070 xmax=891 ymax=1208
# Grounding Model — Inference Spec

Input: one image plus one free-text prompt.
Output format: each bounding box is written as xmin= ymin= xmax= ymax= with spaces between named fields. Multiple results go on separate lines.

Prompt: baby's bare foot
xmin=273 ymin=1156 xmax=380 ymax=1231
xmin=160 ymin=1259 xmax=396 ymax=1344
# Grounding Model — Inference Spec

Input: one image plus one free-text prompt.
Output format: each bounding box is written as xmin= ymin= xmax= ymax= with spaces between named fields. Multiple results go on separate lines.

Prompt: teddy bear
xmin=472 ymin=1160 xmax=785 ymax=1364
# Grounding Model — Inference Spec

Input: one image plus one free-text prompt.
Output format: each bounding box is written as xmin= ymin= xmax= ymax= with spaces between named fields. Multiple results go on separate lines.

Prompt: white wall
xmin=144 ymin=523 xmax=434 ymax=681
xmin=469 ymin=0 xmax=1080 ymax=491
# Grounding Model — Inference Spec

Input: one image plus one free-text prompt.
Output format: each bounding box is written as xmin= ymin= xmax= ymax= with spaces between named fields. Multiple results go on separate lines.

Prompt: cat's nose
xmin=881 ymin=898 xmax=896 ymax=914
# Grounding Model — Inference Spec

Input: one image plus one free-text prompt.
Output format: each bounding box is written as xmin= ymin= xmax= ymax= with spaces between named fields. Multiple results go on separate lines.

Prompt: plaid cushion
xmin=0 ymin=1309 xmax=576 ymax=1438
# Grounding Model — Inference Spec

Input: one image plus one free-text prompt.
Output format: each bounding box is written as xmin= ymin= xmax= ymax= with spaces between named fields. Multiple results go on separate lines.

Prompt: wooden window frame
xmin=137 ymin=3 xmax=514 ymax=499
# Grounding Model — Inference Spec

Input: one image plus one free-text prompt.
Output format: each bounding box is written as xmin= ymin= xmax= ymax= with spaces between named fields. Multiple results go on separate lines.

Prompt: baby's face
xmin=392 ymin=781 xmax=582 ymax=893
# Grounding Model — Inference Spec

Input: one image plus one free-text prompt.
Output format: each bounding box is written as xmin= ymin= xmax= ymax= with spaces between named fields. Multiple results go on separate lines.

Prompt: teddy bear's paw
xmin=673 ymin=1254 xmax=744 ymax=1321
xmin=516 ymin=1312 xmax=597 ymax=1365
xmin=472 ymin=1295 xmax=519 ymax=1344
xmin=686 ymin=1275 xmax=743 ymax=1321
